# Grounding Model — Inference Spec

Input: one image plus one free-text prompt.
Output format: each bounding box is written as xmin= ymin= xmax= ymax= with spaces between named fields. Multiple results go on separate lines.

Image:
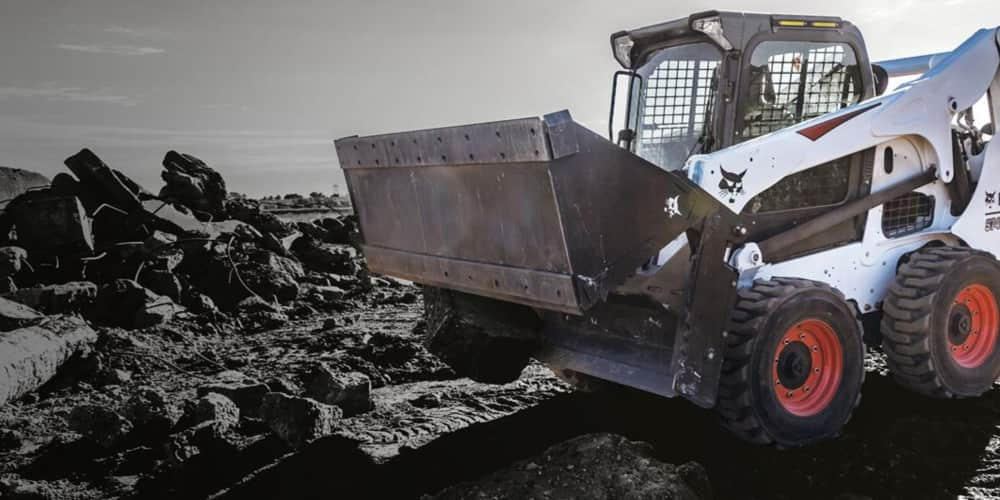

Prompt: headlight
xmin=691 ymin=15 xmax=733 ymax=51
xmin=612 ymin=34 xmax=635 ymax=68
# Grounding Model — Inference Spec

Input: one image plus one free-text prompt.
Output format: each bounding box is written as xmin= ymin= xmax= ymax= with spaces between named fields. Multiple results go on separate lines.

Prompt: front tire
xmin=881 ymin=247 xmax=1000 ymax=397
xmin=716 ymin=278 xmax=865 ymax=447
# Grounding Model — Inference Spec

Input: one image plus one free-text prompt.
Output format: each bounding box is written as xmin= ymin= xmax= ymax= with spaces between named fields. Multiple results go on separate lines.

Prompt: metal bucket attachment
xmin=336 ymin=111 xmax=713 ymax=315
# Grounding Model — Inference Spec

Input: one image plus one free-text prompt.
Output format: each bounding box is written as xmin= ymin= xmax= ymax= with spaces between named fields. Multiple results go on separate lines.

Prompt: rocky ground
xmin=3 ymin=151 xmax=1000 ymax=499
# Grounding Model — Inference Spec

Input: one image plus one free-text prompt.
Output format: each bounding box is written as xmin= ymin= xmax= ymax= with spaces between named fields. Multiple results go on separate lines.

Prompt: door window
xmin=738 ymin=41 xmax=862 ymax=142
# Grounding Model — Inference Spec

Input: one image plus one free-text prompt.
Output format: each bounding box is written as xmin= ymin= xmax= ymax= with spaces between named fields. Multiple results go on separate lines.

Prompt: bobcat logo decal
xmin=664 ymin=195 xmax=682 ymax=218
xmin=718 ymin=167 xmax=747 ymax=203
xmin=986 ymin=191 xmax=997 ymax=207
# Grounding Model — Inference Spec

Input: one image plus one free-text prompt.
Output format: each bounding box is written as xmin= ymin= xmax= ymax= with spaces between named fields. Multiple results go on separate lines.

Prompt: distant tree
xmin=283 ymin=193 xmax=303 ymax=200
xmin=309 ymin=191 xmax=324 ymax=198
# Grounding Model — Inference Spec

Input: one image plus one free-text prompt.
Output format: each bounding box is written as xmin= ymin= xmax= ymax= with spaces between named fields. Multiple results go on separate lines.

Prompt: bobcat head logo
xmin=664 ymin=195 xmax=682 ymax=218
xmin=987 ymin=191 xmax=997 ymax=206
xmin=718 ymin=167 xmax=747 ymax=203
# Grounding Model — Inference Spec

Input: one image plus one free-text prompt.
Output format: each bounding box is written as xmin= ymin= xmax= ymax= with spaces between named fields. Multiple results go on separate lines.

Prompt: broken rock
xmin=91 ymin=279 xmax=185 ymax=329
xmin=0 ymin=246 xmax=26 ymax=278
xmin=226 ymin=198 xmax=292 ymax=236
xmin=142 ymin=230 xmax=178 ymax=254
xmin=64 ymin=148 xmax=141 ymax=212
xmin=138 ymin=269 xmax=183 ymax=302
xmin=124 ymin=387 xmax=180 ymax=437
xmin=68 ymin=405 xmax=134 ymax=449
xmin=0 ymin=297 xmax=43 ymax=331
xmin=9 ymin=281 xmax=98 ymax=315
xmin=0 ymin=316 xmax=97 ymax=406
xmin=264 ymin=377 xmax=299 ymax=396
xmin=317 ymin=215 xmax=356 ymax=245
xmin=259 ymin=392 xmax=342 ymax=449
xmin=197 ymin=382 xmax=269 ymax=418
xmin=181 ymin=291 xmax=220 ymax=315
xmin=290 ymin=238 xmax=357 ymax=275
xmin=240 ymin=250 xmax=302 ymax=303
xmin=306 ymin=365 xmax=373 ymax=417
xmin=160 ymin=151 xmax=228 ymax=220
xmin=192 ymin=393 xmax=240 ymax=431
xmin=4 ymin=192 xmax=94 ymax=256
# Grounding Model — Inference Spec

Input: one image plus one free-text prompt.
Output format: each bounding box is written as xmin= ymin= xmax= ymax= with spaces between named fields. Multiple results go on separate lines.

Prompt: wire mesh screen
xmin=636 ymin=59 xmax=719 ymax=167
xmin=740 ymin=42 xmax=861 ymax=141
xmin=882 ymin=192 xmax=934 ymax=238
xmin=745 ymin=156 xmax=852 ymax=213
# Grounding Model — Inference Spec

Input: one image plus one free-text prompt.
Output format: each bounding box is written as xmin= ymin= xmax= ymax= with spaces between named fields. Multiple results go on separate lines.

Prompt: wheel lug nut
xmin=786 ymin=391 xmax=794 ymax=397
xmin=800 ymin=334 xmax=806 ymax=340
xmin=812 ymin=346 xmax=819 ymax=352
xmin=814 ymin=368 xmax=820 ymax=373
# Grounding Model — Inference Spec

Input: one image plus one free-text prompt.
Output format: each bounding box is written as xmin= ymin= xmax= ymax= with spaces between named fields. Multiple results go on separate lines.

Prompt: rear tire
xmin=716 ymin=278 xmax=865 ymax=447
xmin=881 ymin=247 xmax=1000 ymax=397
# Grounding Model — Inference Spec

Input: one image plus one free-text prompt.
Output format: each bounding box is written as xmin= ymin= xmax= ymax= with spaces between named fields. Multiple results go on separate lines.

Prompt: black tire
xmin=717 ymin=278 xmax=865 ymax=447
xmin=422 ymin=287 xmax=539 ymax=384
xmin=881 ymin=246 xmax=1000 ymax=398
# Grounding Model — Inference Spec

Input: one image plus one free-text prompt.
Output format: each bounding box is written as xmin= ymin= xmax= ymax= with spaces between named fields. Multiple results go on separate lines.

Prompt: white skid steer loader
xmin=335 ymin=11 xmax=1000 ymax=447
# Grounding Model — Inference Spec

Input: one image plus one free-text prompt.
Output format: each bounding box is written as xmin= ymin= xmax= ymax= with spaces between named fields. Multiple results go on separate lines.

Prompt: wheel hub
xmin=949 ymin=284 xmax=1000 ymax=368
xmin=772 ymin=319 xmax=843 ymax=417
xmin=949 ymin=303 xmax=973 ymax=346
xmin=776 ymin=342 xmax=812 ymax=389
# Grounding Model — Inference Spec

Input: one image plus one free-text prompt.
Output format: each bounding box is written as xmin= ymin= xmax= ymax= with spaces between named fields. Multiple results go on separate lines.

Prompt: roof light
xmin=612 ymin=34 xmax=635 ymax=68
xmin=774 ymin=19 xmax=841 ymax=29
xmin=691 ymin=15 xmax=734 ymax=51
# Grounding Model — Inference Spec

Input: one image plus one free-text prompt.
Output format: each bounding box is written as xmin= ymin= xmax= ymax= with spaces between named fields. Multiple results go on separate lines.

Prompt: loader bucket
xmin=336 ymin=111 xmax=717 ymax=315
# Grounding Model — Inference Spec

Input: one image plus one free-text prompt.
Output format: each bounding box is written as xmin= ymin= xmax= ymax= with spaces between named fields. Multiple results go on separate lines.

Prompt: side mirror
xmin=983 ymin=123 xmax=995 ymax=136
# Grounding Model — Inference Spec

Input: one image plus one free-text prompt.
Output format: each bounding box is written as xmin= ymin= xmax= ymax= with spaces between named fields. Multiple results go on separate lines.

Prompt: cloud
xmin=104 ymin=26 xmax=141 ymax=36
xmin=856 ymin=0 xmax=915 ymax=21
xmin=0 ymin=86 xmax=136 ymax=106
xmin=55 ymin=43 xmax=166 ymax=56
xmin=103 ymin=25 xmax=175 ymax=40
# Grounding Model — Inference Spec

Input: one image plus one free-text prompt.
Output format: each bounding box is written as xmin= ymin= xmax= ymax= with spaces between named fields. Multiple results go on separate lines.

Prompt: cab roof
xmin=611 ymin=11 xmax=854 ymax=69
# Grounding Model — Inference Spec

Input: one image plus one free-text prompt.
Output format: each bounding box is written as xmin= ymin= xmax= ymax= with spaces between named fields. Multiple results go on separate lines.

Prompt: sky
xmin=0 ymin=0 xmax=997 ymax=197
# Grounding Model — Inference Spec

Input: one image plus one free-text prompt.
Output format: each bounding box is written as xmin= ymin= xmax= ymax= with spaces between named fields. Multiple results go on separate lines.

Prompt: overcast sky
xmin=1 ymin=0 xmax=997 ymax=196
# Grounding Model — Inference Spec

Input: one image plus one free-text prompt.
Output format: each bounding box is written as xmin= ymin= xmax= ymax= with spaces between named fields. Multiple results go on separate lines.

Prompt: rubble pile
xmin=0 ymin=149 xmax=437 ymax=499
xmin=0 ymin=148 xmax=363 ymax=331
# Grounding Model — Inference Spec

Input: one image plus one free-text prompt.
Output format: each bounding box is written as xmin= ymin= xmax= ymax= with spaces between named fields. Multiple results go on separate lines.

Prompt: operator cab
xmin=609 ymin=11 xmax=876 ymax=170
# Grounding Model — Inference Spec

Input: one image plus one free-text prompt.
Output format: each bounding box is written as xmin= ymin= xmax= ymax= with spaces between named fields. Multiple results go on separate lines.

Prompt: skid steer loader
xmin=335 ymin=11 xmax=1000 ymax=447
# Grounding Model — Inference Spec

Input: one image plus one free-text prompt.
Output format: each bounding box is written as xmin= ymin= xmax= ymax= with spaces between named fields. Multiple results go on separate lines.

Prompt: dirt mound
xmin=431 ymin=433 xmax=710 ymax=500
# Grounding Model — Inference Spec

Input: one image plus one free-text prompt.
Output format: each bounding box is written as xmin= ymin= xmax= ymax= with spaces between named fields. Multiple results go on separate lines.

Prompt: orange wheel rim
xmin=772 ymin=319 xmax=843 ymax=417
xmin=948 ymin=284 xmax=999 ymax=368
